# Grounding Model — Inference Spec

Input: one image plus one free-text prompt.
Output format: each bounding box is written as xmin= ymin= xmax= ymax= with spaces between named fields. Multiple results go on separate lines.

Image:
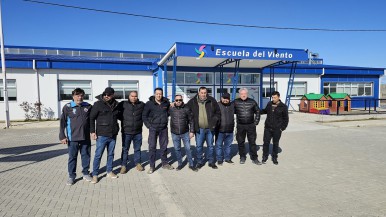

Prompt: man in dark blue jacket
xmin=117 ymin=91 xmax=145 ymax=174
xmin=261 ymin=91 xmax=289 ymax=165
xmin=215 ymin=93 xmax=235 ymax=166
xmin=59 ymin=88 xmax=92 ymax=186
xmin=142 ymin=88 xmax=173 ymax=174
xmin=90 ymin=87 xmax=120 ymax=184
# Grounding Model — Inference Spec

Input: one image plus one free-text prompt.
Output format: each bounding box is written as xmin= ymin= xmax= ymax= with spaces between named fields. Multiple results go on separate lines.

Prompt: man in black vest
xmin=215 ymin=93 xmax=235 ymax=166
xmin=261 ymin=91 xmax=289 ymax=165
xmin=118 ymin=91 xmax=145 ymax=174
xmin=234 ymin=88 xmax=261 ymax=165
xmin=142 ymin=88 xmax=174 ymax=174
xmin=90 ymin=87 xmax=120 ymax=184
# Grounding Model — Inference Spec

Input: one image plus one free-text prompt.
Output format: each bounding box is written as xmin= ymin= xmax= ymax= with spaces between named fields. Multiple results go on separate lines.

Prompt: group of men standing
xmin=59 ymin=86 xmax=289 ymax=186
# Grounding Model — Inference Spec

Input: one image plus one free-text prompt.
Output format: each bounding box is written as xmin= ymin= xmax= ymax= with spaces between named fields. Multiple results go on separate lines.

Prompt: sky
xmin=3 ymin=0 xmax=386 ymax=82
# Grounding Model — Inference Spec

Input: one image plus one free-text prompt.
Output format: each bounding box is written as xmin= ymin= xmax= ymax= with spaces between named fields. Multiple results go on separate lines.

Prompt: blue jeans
xmin=215 ymin=132 xmax=233 ymax=162
xmin=68 ymin=140 xmax=91 ymax=179
xmin=195 ymin=128 xmax=215 ymax=164
xmin=171 ymin=132 xmax=194 ymax=167
xmin=92 ymin=135 xmax=117 ymax=176
xmin=121 ymin=133 xmax=142 ymax=166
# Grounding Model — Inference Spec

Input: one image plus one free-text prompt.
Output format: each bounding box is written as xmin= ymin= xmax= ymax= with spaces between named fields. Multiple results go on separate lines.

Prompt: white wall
xmin=262 ymin=74 xmax=320 ymax=110
xmin=0 ymin=68 xmax=153 ymax=121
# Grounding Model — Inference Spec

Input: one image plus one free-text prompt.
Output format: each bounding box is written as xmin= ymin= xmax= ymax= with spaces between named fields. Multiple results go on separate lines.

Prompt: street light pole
xmin=0 ymin=0 xmax=10 ymax=128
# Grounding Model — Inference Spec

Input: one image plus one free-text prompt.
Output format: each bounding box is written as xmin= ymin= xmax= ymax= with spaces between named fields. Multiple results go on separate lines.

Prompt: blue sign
xmin=176 ymin=42 xmax=309 ymax=61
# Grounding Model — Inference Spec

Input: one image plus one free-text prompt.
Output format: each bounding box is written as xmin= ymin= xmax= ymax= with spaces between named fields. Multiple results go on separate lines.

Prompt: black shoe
xmin=176 ymin=165 xmax=182 ymax=171
xmin=272 ymin=158 xmax=278 ymax=165
xmin=189 ymin=166 xmax=198 ymax=172
xmin=252 ymin=159 xmax=262 ymax=165
xmin=240 ymin=158 xmax=246 ymax=164
xmin=225 ymin=160 xmax=234 ymax=164
xmin=196 ymin=163 xmax=204 ymax=169
xmin=209 ymin=163 xmax=218 ymax=169
xmin=262 ymin=156 xmax=268 ymax=164
xmin=217 ymin=161 xmax=223 ymax=166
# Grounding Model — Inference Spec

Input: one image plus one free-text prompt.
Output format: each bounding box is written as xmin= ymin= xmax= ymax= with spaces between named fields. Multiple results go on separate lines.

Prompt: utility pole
xmin=0 ymin=0 xmax=10 ymax=128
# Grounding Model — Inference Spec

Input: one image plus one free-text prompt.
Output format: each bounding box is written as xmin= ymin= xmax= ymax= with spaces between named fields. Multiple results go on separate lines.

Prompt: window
xmin=59 ymin=80 xmax=92 ymax=100
xmin=290 ymin=82 xmax=307 ymax=97
xmin=215 ymin=73 xmax=260 ymax=85
xmin=167 ymin=72 xmax=184 ymax=83
xmin=263 ymin=82 xmax=277 ymax=97
xmin=0 ymin=79 xmax=17 ymax=101
xmin=109 ymin=80 xmax=139 ymax=100
xmin=323 ymin=82 xmax=373 ymax=97
xmin=185 ymin=72 xmax=213 ymax=84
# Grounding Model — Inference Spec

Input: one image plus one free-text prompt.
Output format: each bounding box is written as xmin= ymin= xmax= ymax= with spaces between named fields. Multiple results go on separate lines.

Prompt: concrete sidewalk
xmin=1 ymin=112 xmax=386 ymax=216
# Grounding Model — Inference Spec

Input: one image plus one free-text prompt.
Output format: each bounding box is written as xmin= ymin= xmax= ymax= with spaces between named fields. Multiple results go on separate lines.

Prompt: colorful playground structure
xmin=300 ymin=93 xmax=352 ymax=114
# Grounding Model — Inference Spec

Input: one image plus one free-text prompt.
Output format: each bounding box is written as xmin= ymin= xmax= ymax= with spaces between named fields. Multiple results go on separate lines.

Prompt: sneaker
xmin=225 ymin=160 xmax=234 ymax=164
xmin=82 ymin=174 xmax=92 ymax=182
xmin=252 ymin=159 xmax=262 ymax=165
xmin=262 ymin=156 xmax=268 ymax=164
xmin=66 ymin=178 xmax=74 ymax=186
xmin=195 ymin=163 xmax=204 ymax=170
xmin=147 ymin=168 xmax=154 ymax=174
xmin=120 ymin=166 xmax=127 ymax=174
xmin=107 ymin=172 xmax=118 ymax=179
xmin=176 ymin=165 xmax=182 ymax=171
xmin=162 ymin=164 xmax=175 ymax=170
xmin=217 ymin=161 xmax=223 ymax=166
xmin=272 ymin=158 xmax=279 ymax=165
xmin=240 ymin=158 xmax=246 ymax=164
xmin=189 ymin=166 xmax=198 ymax=172
xmin=91 ymin=176 xmax=98 ymax=184
xmin=209 ymin=163 xmax=218 ymax=169
xmin=136 ymin=163 xmax=144 ymax=171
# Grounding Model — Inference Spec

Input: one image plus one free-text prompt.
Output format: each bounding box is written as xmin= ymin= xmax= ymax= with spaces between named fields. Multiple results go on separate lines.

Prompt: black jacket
xmin=90 ymin=94 xmax=120 ymax=137
xmin=218 ymin=101 xmax=235 ymax=133
xmin=234 ymin=98 xmax=261 ymax=125
xmin=186 ymin=94 xmax=221 ymax=132
xmin=142 ymin=96 xmax=170 ymax=130
xmin=261 ymin=100 xmax=289 ymax=131
xmin=59 ymin=101 xmax=92 ymax=141
xmin=117 ymin=100 xmax=145 ymax=135
xmin=169 ymin=103 xmax=194 ymax=135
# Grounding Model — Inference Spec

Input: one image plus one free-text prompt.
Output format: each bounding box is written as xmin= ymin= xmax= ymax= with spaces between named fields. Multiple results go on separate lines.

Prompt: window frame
xmin=0 ymin=79 xmax=17 ymax=101
xmin=58 ymin=80 xmax=92 ymax=101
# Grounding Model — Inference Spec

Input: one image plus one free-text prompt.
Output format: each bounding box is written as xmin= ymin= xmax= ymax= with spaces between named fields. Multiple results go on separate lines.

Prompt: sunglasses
xmin=104 ymin=94 xmax=113 ymax=97
xmin=175 ymin=99 xmax=183 ymax=102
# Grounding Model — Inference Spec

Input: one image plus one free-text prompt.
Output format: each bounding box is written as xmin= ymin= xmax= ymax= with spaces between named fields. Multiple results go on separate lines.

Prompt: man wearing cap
xmin=215 ymin=93 xmax=235 ymax=166
xmin=59 ymin=88 xmax=93 ymax=186
xmin=90 ymin=87 xmax=120 ymax=184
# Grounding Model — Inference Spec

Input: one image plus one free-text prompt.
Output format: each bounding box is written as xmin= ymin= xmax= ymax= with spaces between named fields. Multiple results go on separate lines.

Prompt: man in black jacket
xmin=90 ymin=87 xmax=120 ymax=183
xmin=234 ymin=88 xmax=261 ymax=165
xmin=59 ymin=88 xmax=92 ymax=186
xmin=117 ymin=91 xmax=145 ymax=174
xmin=215 ymin=93 xmax=235 ymax=166
xmin=142 ymin=88 xmax=174 ymax=174
xmin=187 ymin=86 xmax=221 ymax=170
xmin=261 ymin=91 xmax=289 ymax=165
xmin=169 ymin=94 xmax=197 ymax=172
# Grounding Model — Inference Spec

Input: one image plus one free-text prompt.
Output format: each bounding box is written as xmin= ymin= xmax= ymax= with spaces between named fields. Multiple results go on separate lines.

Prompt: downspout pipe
xmin=33 ymin=59 xmax=41 ymax=121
